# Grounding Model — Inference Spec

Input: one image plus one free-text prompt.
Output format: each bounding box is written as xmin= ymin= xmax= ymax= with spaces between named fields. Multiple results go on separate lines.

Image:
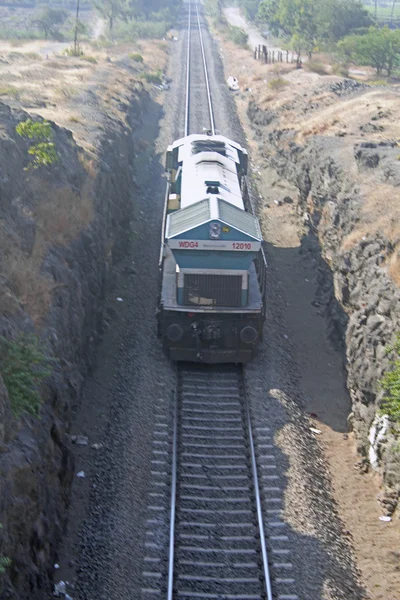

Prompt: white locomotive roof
xmin=167 ymin=197 xmax=262 ymax=241
xmin=171 ymin=134 xmax=245 ymax=210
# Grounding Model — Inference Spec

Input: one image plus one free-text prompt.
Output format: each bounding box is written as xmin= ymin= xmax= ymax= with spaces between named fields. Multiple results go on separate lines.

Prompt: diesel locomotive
xmin=157 ymin=134 xmax=267 ymax=363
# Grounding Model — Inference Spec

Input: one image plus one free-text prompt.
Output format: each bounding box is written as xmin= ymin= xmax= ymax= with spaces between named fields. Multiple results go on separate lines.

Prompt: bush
xmin=63 ymin=46 xmax=83 ymax=56
xmin=0 ymin=556 xmax=11 ymax=574
xmin=141 ymin=71 xmax=163 ymax=85
xmin=268 ymin=77 xmax=288 ymax=90
xmin=16 ymin=119 xmax=58 ymax=170
xmin=305 ymin=60 xmax=328 ymax=75
xmin=80 ymin=55 xmax=98 ymax=64
xmin=0 ymin=335 xmax=53 ymax=417
xmin=129 ymin=53 xmax=144 ymax=62
xmin=16 ymin=119 xmax=52 ymax=140
xmin=331 ymin=62 xmax=349 ymax=77
xmin=0 ymin=524 xmax=11 ymax=575
xmin=113 ymin=19 xmax=170 ymax=42
xmin=0 ymin=86 xmax=20 ymax=98
xmin=380 ymin=333 xmax=400 ymax=424
xmin=227 ymin=25 xmax=248 ymax=46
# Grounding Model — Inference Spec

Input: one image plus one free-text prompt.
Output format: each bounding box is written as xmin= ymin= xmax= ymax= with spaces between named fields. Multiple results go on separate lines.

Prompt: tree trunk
xmin=74 ymin=0 xmax=80 ymax=55
xmin=390 ymin=0 xmax=397 ymax=24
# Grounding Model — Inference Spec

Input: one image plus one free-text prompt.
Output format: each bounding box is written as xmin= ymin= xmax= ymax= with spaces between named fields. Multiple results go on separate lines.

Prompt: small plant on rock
xmin=129 ymin=53 xmax=143 ymax=62
xmin=16 ymin=119 xmax=58 ymax=170
xmin=0 ymin=524 xmax=11 ymax=575
xmin=380 ymin=333 xmax=400 ymax=424
xmin=268 ymin=77 xmax=288 ymax=91
xmin=141 ymin=71 xmax=163 ymax=85
xmin=0 ymin=335 xmax=54 ymax=418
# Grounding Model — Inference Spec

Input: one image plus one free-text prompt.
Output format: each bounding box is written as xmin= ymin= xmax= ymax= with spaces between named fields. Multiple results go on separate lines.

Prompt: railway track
xmin=184 ymin=1 xmax=215 ymax=136
xmin=142 ymin=3 xmax=299 ymax=599
xmin=168 ymin=364 xmax=272 ymax=600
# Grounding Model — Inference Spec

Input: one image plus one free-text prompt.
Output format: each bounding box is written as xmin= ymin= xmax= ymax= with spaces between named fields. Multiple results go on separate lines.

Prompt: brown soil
xmin=215 ymin=21 xmax=400 ymax=600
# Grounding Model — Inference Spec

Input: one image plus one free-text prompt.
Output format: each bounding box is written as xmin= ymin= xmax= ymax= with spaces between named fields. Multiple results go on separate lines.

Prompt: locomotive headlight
xmin=209 ymin=222 xmax=221 ymax=240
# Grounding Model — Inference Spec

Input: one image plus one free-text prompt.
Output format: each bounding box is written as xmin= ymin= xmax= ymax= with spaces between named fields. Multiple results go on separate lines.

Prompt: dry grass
xmin=0 ymin=221 xmax=55 ymax=323
xmin=32 ymin=178 xmax=94 ymax=246
xmin=0 ymin=175 xmax=95 ymax=323
xmin=301 ymin=118 xmax=341 ymax=138
xmin=389 ymin=249 xmax=400 ymax=285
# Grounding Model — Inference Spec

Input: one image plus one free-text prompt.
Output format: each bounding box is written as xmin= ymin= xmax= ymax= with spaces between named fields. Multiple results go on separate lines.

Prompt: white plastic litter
xmin=310 ymin=427 xmax=322 ymax=435
xmin=227 ymin=76 xmax=239 ymax=91
xmin=75 ymin=436 xmax=88 ymax=446
xmin=116 ymin=297 xmax=123 ymax=302
xmin=54 ymin=563 xmax=60 ymax=569
xmin=379 ymin=515 xmax=392 ymax=522
xmin=54 ymin=581 xmax=66 ymax=596
xmin=76 ymin=471 xmax=85 ymax=478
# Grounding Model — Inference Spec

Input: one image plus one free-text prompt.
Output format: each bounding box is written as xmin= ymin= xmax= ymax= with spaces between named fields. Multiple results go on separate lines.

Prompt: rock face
xmin=247 ymin=97 xmax=400 ymax=491
xmin=0 ymin=87 xmax=148 ymax=599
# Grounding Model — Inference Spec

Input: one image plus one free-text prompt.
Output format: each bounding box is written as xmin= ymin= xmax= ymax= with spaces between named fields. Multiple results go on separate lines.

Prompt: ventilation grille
xmin=183 ymin=274 xmax=242 ymax=307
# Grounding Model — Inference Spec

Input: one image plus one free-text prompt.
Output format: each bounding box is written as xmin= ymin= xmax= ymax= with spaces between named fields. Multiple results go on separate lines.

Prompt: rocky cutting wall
xmin=0 ymin=86 xmax=148 ymax=599
xmin=247 ymin=93 xmax=400 ymax=499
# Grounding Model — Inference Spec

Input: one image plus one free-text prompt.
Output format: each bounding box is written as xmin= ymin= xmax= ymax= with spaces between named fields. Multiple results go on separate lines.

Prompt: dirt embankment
xmin=0 ymin=42 xmax=166 ymax=600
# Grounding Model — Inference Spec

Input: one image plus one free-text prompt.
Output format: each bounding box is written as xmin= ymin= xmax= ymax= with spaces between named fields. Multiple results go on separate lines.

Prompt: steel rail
xmin=242 ymin=369 xmax=274 ymax=600
xmin=166 ymin=372 xmax=179 ymax=600
xmin=184 ymin=1 xmax=191 ymax=136
xmin=195 ymin=2 xmax=216 ymax=135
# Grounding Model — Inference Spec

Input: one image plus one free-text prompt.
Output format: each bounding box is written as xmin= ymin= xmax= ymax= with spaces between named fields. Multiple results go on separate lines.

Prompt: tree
xmin=32 ymin=6 xmax=68 ymax=39
xmin=257 ymin=0 xmax=371 ymax=54
xmin=257 ymin=0 xmax=319 ymax=58
xmin=93 ymin=0 xmax=129 ymax=34
xmin=338 ymin=26 xmax=400 ymax=75
xmin=127 ymin=0 xmax=182 ymax=20
xmin=238 ymin=0 xmax=261 ymax=21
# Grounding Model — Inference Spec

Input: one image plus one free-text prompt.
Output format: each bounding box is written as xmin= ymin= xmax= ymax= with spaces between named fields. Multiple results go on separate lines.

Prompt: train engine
xmin=157 ymin=134 xmax=267 ymax=363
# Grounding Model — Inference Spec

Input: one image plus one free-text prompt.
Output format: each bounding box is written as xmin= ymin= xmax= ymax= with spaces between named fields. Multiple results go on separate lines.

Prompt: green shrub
xmin=80 ymin=55 xmax=98 ymax=64
xmin=0 ymin=86 xmax=20 ymax=98
xmin=16 ymin=119 xmax=52 ymax=140
xmin=0 ymin=556 xmax=11 ymax=575
xmin=113 ymin=19 xmax=170 ymax=42
xmin=16 ymin=119 xmax=58 ymax=170
xmin=0 ymin=524 xmax=11 ymax=575
xmin=141 ymin=71 xmax=163 ymax=85
xmin=268 ymin=77 xmax=288 ymax=90
xmin=24 ymin=52 xmax=42 ymax=61
xmin=227 ymin=25 xmax=248 ymax=47
xmin=380 ymin=333 xmax=400 ymax=424
xmin=28 ymin=142 xmax=58 ymax=169
xmin=129 ymin=53 xmax=144 ymax=62
xmin=63 ymin=46 xmax=83 ymax=56
xmin=0 ymin=335 xmax=53 ymax=417
xmin=331 ymin=62 xmax=349 ymax=77
xmin=305 ymin=61 xmax=328 ymax=75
